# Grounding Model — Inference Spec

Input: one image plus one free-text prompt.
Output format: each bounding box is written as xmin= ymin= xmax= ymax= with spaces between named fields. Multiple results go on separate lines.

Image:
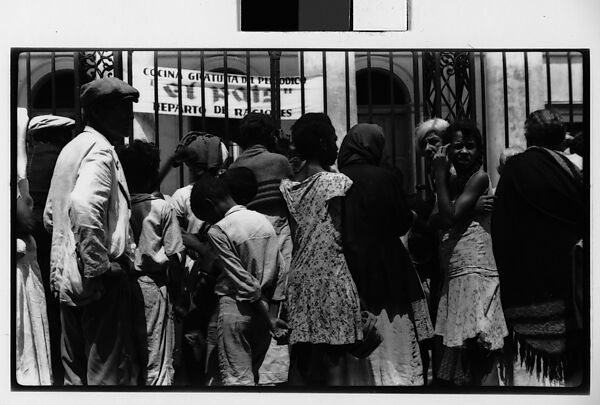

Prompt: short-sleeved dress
xmin=280 ymin=172 xmax=363 ymax=346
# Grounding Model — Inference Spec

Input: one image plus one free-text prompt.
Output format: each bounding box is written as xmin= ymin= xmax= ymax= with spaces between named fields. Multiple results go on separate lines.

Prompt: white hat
xmin=27 ymin=115 xmax=75 ymax=133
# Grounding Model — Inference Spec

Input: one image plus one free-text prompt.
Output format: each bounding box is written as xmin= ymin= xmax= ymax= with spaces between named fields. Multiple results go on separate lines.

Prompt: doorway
xmin=356 ymin=68 xmax=415 ymax=193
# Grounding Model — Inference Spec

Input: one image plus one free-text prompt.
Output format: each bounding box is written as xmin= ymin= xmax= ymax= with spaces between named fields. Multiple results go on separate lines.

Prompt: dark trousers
xmin=60 ymin=275 xmax=140 ymax=385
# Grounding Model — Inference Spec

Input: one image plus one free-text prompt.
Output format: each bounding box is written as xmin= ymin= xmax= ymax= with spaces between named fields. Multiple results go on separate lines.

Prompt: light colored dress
xmin=16 ymin=236 xmax=53 ymax=385
xmin=435 ymin=176 xmax=508 ymax=351
xmin=368 ymin=309 xmax=424 ymax=385
xmin=280 ymin=172 xmax=362 ymax=345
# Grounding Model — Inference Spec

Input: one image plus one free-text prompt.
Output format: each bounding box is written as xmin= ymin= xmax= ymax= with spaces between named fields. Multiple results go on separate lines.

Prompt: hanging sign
xmin=132 ymin=65 xmax=323 ymax=119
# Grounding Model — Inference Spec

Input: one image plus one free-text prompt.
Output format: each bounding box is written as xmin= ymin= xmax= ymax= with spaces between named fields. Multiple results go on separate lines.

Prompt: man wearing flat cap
xmin=44 ymin=77 xmax=141 ymax=385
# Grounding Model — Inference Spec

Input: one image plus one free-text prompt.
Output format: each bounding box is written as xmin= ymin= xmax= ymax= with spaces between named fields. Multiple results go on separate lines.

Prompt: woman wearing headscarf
xmin=338 ymin=123 xmax=434 ymax=386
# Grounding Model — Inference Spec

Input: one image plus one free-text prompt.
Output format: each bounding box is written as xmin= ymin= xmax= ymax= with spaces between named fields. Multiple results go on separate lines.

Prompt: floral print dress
xmin=280 ymin=172 xmax=363 ymax=346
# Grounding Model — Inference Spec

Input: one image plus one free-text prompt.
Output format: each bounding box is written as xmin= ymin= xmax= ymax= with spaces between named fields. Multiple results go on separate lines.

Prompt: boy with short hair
xmin=189 ymin=174 xmax=288 ymax=386
xmin=117 ymin=140 xmax=185 ymax=386
xmin=229 ymin=113 xmax=294 ymax=384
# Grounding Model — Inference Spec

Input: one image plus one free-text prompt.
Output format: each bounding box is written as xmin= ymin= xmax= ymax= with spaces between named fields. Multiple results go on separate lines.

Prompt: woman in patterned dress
xmin=280 ymin=113 xmax=368 ymax=386
xmin=431 ymin=121 xmax=508 ymax=385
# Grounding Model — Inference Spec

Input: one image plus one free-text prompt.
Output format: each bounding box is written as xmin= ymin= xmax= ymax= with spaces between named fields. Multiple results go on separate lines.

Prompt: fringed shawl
xmin=492 ymin=146 xmax=585 ymax=383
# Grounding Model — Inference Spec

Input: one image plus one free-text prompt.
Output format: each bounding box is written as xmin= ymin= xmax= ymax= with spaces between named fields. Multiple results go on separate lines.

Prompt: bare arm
xmin=435 ymin=170 xmax=489 ymax=228
xmin=432 ymin=146 xmax=489 ymax=228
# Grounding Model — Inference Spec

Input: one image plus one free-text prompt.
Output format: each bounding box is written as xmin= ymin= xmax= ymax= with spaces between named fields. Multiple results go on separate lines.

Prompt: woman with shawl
xmin=492 ymin=109 xmax=585 ymax=386
xmin=338 ymin=123 xmax=434 ymax=385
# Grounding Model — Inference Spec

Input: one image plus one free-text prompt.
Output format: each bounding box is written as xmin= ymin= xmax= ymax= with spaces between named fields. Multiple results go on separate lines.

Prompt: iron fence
xmin=15 ymin=49 xmax=587 ymax=195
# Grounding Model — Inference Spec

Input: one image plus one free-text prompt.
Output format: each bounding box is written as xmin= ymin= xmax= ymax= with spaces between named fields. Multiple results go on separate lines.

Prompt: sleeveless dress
xmin=435 ymin=173 xmax=508 ymax=351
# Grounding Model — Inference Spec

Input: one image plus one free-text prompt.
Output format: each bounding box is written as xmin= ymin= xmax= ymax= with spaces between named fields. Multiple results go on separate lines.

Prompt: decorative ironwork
xmin=78 ymin=51 xmax=120 ymax=84
xmin=422 ymin=51 xmax=475 ymax=122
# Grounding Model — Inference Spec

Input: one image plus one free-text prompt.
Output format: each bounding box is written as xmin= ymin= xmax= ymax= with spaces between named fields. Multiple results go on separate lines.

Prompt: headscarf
xmin=173 ymin=131 xmax=229 ymax=170
xmin=338 ymin=123 xmax=385 ymax=169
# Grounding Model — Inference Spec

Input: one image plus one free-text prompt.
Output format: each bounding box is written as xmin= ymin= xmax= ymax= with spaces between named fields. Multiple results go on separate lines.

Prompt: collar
xmin=84 ymin=125 xmax=106 ymax=138
xmin=131 ymin=193 xmax=161 ymax=204
xmin=239 ymin=144 xmax=268 ymax=157
xmin=223 ymin=205 xmax=246 ymax=217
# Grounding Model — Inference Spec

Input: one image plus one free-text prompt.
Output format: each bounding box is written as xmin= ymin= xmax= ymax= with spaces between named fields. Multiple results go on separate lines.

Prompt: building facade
xmin=16 ymin=49 xmax=585 ymax=195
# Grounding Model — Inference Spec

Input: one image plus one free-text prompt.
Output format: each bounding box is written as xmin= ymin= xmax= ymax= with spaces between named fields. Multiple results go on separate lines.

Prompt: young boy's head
xmin=117 ymin=140 xmax=160 ymax=194
xmin=221 ymin=167 xmax=257 ymax=206
xmin=497 ymin=146 xmax=524 ymax=175
xmin=237 ymin=112 xmax=277 ymax=151
xmin=190 ymin=175 xmax=235 ymax=225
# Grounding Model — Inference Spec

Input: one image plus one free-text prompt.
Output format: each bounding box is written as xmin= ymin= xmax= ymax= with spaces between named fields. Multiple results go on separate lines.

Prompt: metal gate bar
xmin=26 ymin=52 xmax=31 ymax=112
xmin=345 ymin=51 xmax=351 ymax=133
xmin=366 ymin=51 xmax=372 ymax=123
xmin=546 ymin=51 xmax=552 ymax=106
xmin=246 ymin=51 xmax=252 ymax=114
xmin=502 ymin=51 xmax=509 ymax=148
xmin=153 ymin=51 xmax=160 ymax=150
xmin=51 ymin=52 xmax=56 ymax=115
xmin=177 ymin=51 xmax=184 ymax=188
xmin=223 ymin=51 xmax=230 ymax=144
xmin=523 ymin=52 xmax=530 ymax=117
xmin=322 ymin=51 xmax=328 ymax=115
xmin=412 ymin=51 xmax=423 ymax=192
xmin=73 ymin=52 xmax=82 ymax=132
xmin=300 ymin=51 xmax=306 ymax=115
xmin=389 ymin=51 xmax=396 ymax=165
xmin=479 ymin=52 xmax=487 ymax=167
xmin=567 ymin=51 xmax=574 ymax=124
xmin=200 ymin=51 xmax=207 ymax=131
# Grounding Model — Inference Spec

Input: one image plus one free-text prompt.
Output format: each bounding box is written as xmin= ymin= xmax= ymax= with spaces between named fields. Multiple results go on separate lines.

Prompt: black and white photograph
xmin=3 ymin=0 xmax=599 ymax=404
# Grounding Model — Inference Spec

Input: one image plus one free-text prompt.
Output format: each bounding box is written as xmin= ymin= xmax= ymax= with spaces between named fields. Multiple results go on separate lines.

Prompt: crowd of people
xmin=15 ymin=77 xmax=585 ymax=388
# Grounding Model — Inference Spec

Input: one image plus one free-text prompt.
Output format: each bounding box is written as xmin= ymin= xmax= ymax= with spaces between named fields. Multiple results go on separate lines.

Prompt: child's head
xmin=524 ymin=109 xmax=565 ymax=150
xmin=190 ymin=175 xmax=235 ymax=225
xmin=117 ymin=140 xmax=160 ymax=194
xmin=497 ymin=146 xmax=524 ymax=175
xmin=291 ymin=113 xmax=338 ymax=167
xmin=442 ymin=121 xmax=483 ymax=173
xmin=415 ymin=118 xmax=450 ymax=161
xmin=237 ymin=112 xmax=277 ymax=151
xmin=221 ymin=167 xmax=257 ymax=206
xmin=173 ymin=132 xmax=229 ymax=181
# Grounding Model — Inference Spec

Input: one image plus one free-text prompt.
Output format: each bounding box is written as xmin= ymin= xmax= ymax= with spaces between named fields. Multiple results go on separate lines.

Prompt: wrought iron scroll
xmin=78 ymin=51 xmax=122 ymax=84
xmin=422 ymin=51 xmax=475 ymax=122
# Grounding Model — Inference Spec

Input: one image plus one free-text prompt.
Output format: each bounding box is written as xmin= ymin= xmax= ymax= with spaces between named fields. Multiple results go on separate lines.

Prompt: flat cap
xmin=80 ymin=77 xmax=139 ymax=107
xmin=27 ymin=114 xmax=75 ymax=133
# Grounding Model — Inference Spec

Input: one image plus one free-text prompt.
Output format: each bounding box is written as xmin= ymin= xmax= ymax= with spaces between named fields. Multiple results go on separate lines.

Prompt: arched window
xmin=355 ymin=68 xmax=415 ymax=193
xmin=31 ymin=70 xmax=75 ymax=110
xmin=356 ymin=68 xmax=407 ymax=106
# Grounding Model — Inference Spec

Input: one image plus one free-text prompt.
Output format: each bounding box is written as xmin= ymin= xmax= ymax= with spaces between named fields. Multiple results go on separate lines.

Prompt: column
xmin=302 ymin=51 xmax=358 ymax=149
xmin=483 ymin=52 xmax=545 ymax=186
